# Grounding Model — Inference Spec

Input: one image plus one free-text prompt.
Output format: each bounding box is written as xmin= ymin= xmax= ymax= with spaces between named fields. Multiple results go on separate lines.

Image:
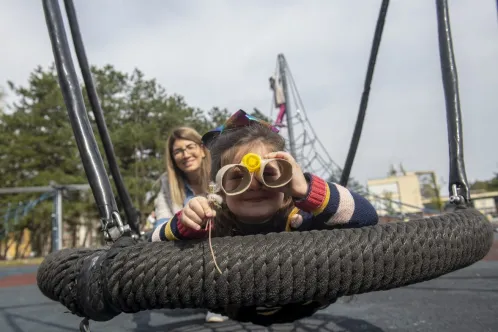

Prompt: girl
xmin=153 ymin=110 xmax=379 ymax=324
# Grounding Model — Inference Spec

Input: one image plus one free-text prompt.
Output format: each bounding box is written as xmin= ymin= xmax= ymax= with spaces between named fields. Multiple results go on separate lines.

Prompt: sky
xmin=1 ymin=0 xmax=497 ymax=195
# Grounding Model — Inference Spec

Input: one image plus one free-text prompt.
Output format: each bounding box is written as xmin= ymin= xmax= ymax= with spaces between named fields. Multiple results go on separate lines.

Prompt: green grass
xmin=0 ymin=257 xmax=44 ymax=267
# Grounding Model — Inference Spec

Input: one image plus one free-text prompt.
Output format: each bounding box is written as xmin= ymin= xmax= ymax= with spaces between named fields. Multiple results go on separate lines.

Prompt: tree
xmin=470 ymin=170 xmax=498 ymax=192
xmin=0 ymin=85 xmax=5 ymax=115
xmin=0 ymin=64 xmax=224 ymax=255
xmin=0 ymin=66 xmax=85 ymax=256
xmin=206 ymin=107 xmax=230 ymax=128
xmin=251 ymin=108 xmax=272 ymax=123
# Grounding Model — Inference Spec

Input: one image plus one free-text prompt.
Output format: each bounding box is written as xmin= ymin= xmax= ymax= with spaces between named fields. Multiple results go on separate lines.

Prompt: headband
xmin=202 ymin=109 xmax=279 ymax=147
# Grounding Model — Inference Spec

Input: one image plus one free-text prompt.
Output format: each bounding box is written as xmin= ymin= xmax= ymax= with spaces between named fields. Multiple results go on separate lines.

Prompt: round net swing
xmin=36 ymin=0 xmax=493 ymax=330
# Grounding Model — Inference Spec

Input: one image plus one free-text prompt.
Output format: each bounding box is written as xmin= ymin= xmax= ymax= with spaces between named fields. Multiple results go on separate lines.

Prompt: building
xmin=367 ymin=168 xmax=498 ymax=222
xmin=367 ymin=171 xmax=428 ymax=220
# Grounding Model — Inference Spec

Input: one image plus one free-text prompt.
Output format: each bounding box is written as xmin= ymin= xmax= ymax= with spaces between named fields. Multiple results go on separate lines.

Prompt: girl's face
xmin=223 ymin=142 xmax=285 ymax=223
xmin=171 ymin=138 xmax=205 ymax=174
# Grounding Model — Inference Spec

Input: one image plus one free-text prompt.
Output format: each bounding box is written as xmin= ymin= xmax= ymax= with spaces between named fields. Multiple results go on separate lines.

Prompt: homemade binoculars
xmin=215 ymin=153 xmax=293 ymax=196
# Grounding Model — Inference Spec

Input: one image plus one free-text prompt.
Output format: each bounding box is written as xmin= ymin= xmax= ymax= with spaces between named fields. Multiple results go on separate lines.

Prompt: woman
xmin=150 ymin=126 xmax=210 ymax=232
xmin=149 ymin=126 xmax=228 ymax=323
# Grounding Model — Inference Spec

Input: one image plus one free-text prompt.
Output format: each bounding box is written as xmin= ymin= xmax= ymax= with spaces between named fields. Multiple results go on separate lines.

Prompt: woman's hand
xmin=264 ymin=151 xmax=309 ymax=199
xmin=180 ymin=196 xmax=216 ymax=231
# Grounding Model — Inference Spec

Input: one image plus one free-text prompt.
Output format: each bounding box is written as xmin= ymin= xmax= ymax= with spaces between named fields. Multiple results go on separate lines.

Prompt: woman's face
xmin=171 ymin=138 xmax=205 ymax=174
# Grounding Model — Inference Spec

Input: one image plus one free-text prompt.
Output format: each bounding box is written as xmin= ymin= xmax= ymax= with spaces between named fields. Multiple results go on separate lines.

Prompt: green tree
xmin=0 ymin=86 xmax=5 ymax=115
xmin=207 ymin=107 xmax=230 ymax=128
xmin=0 ymin=65 xmax=94 ymax=256
xmin=470 ymin=171 xmax=498 ymax=192
xmin=0 ymin=64 xmax=224 ymax=255
xmin=251 ymin=108 xmax=272 ymax=123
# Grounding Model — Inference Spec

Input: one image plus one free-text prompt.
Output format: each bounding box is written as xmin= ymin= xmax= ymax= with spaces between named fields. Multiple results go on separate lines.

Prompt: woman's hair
xmin=207 ymin=124 xmax=293 ymax=236
xmin=165 ymin=127 xmax=211 ymax=207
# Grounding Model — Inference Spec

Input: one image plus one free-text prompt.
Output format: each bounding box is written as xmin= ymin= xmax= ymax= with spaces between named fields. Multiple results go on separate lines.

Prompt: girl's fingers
xmin=265 ymin=151 xmax=301 ymax=172
xmin=265 ymin=151 xmax=289 ymax=160
xmin=199 ymin=198 xmax=216 ymax=218
xmin=189 ymin=197 xmax=215 ymax=219
xmin=182 ymin=197 xmax=217 ymax=231
xmin=181 ymin=211 xmax=202 ymax=230
xmin=265 ymin=151 xmax=299 ymax=168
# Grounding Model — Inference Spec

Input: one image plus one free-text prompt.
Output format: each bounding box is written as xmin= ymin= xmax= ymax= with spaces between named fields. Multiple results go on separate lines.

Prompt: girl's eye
xmin=227 ymin=169 xmax=244 ymax=180
xmin=263 ymin=165 xmax=280 ymax=177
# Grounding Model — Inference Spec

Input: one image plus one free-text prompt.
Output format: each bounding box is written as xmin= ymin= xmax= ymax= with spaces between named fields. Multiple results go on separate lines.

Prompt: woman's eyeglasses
xmin=172 ymin=143 xmax=199 ymax=158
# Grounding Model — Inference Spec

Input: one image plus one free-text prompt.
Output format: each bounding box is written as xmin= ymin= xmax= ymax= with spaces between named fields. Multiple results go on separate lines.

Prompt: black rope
xmin=63 ymin=0 xmax=140 ymax=235
xmin=435 ymin=0 xmax=470 ymax=204
xmin=37 ymin=208 xmax=493 ymax=326
xmin=340 ymin=0 xmax=390 ymax=187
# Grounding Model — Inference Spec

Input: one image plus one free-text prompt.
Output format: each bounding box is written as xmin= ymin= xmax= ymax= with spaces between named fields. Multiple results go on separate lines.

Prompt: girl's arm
xmin=290 ymin=173 xmax=378 ymax=230
xmin=150 ymin=210 xmax=208 ymax=242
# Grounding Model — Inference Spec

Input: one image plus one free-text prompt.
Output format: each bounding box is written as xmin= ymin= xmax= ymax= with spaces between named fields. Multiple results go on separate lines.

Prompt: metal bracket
xmin=101 ymin=211 xmax=131 ymax=242
xmin=449 ymin=183 xmax=466 ymax=206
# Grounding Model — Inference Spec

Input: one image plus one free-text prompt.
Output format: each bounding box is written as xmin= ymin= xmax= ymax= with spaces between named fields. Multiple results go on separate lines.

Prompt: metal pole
xmin=0 ymin=184 xmax=90 ymax=195
xmin=278 ymin=54 xmax=297 ymax=158
xmin=51 ymin=194 xmax=57 ymax=252
xmin=56 ymin=188 xmax=63 ymax=250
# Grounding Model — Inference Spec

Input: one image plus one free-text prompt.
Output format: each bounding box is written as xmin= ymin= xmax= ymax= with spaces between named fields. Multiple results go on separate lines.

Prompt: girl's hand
xmin=264 ymin=151 xmax=309 ymax=199
xmin=180 ymin=196 xmax=216 ymax=231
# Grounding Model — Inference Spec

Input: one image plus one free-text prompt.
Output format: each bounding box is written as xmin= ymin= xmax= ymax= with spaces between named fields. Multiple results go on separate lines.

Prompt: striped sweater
xmin=150 ymin=173 xmax=378 ymax=242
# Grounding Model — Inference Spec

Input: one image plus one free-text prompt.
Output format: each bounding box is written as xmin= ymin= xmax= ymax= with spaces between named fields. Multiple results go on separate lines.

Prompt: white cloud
xmin=1 ymin=0 xmax=497 ymax=193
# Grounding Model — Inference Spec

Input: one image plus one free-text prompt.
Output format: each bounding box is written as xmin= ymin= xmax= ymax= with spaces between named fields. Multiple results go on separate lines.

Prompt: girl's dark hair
xmin=207 ymin=124 xmax=293 ymax=237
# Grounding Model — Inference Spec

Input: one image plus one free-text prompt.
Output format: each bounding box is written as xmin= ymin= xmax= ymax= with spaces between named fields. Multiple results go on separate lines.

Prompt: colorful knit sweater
xmin=150 ymin=173 xmax=378 ymax=242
